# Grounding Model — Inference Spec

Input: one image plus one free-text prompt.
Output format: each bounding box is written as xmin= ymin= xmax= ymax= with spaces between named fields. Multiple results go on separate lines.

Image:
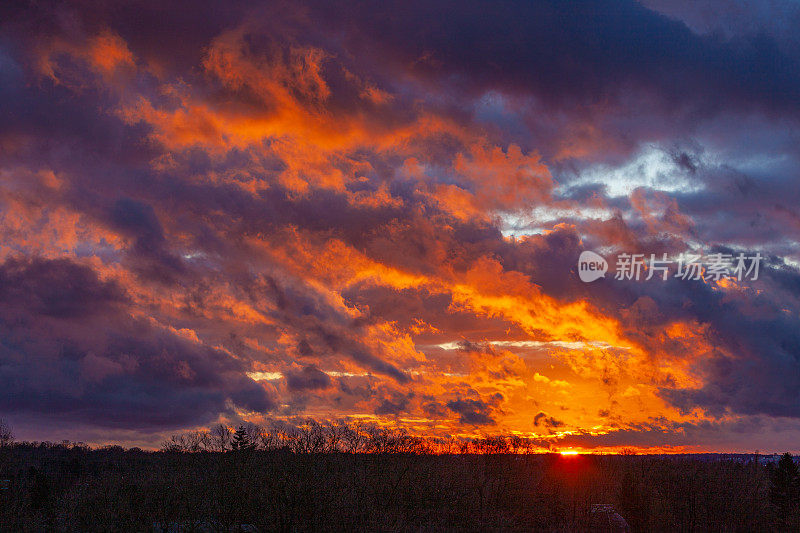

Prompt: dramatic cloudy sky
xmin=1 ymin=0 xmax=800 ymax=451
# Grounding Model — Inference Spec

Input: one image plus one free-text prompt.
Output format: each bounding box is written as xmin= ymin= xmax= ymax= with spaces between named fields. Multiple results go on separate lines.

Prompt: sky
xmin=1 ymin=0 xmax=800 ymax=452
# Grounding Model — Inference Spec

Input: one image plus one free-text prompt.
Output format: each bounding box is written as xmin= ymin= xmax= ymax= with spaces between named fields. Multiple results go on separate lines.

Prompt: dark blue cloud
xmin=286 ymin=365 xmax=332 ymax=391
xmin=447 ymin=398 xmax=496 ymax=425
xmin=301 ymin=0 xmax=800 ymax=117
xmin=0 ymin=256 xmax=275 ymax=429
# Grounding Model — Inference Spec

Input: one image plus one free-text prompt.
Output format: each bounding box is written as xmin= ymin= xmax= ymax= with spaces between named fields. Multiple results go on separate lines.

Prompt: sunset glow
xmin=1 ymin=0 xmax=800 ymax=455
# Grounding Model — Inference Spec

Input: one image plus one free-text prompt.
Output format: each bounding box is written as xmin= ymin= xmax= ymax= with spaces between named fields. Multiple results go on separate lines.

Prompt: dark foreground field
xmin=0 ymin=444 xmax=797 ymax=532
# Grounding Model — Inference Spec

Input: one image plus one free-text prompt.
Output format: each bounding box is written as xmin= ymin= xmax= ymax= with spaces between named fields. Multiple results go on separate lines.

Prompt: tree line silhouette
xmin=161 ymin=419 xmax=548 ymax=455
xmin=0 ymin=419 xmax=798 ymax=531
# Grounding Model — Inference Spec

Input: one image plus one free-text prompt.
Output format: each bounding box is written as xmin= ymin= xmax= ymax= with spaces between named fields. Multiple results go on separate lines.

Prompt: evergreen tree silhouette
xmin=231 ymin=425 xmax=254 ymax=451
xmin=769 ymin=452 xmax=800 ymax=526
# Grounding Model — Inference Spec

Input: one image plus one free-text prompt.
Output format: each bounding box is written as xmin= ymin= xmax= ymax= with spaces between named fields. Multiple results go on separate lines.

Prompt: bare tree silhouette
xmin=0 ymin=419 xmax=13 ymax=447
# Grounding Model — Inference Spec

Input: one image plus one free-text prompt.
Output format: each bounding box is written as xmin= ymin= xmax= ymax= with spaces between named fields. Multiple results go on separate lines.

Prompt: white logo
xmin=580 ymin=251 xmax=761 ymax=283
xmin=578 ymin=251 xmax=608 ymax=282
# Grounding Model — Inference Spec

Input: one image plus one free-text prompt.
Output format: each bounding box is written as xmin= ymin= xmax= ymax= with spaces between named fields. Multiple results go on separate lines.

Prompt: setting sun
xmin=559 ymin=450 xmax=580 ymax=456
